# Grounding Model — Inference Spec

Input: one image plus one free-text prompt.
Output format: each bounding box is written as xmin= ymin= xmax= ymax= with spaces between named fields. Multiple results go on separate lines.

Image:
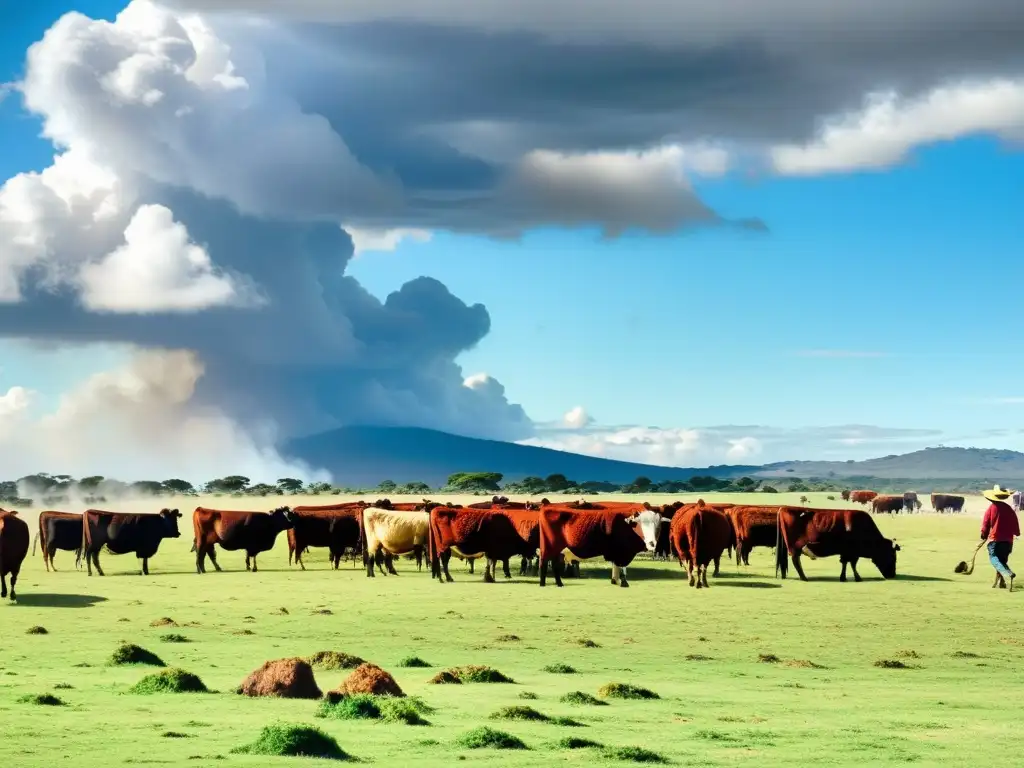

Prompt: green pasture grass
xmin=0 ymin=493 xmax=1021 ymax=766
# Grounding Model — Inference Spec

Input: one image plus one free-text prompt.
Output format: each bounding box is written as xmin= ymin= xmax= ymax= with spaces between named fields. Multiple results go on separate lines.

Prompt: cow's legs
xmin=687 ymin=559 xmax=696 ymax=587
xmin=701 ymin=564 xmax=710 ymax=588
xmin=791 ymin=551 xmax=809 ymax=581
xmin=245 ymin=554 xmax=251 ymax=571
xmin=712 ymin=554 xmax=721 ymax=577
xmin=439 ymin=550 xmax=454 ymax=582
xmin=195 ymin=544 xmax=206 ymax=574
xmin=386 ymin=552 xmax=399 ymax=575
xmin=47 ymin=545 xmax=57 ymax=572
xmin=848 ymin=556 xmax=862 ymax=582
xmin=141 ymin=557 xmax=149 ymax=576
xmin=519 ymin=556 xmax=530 ymax=576
xmin=365 ymin=548 xmax=376 ymax=577
xmin=539 ymin=557 xmax=547 ymax=586
xmin=614 ymin=565 xmax=629 ymax=588
xmin=0 ymin=563 xmax=5 ymax=598
xmin=415 ymin=545 xmax=424 ymax=571
xmin=207 ymin=547 xmax=222 ymax=572
xmin=483 ymin=558 xmax=495 ymax=583
xmin=502 ymin=558 xmax=512 ymax=579
xmin=90 ymin=550 xmax=104 ymax=577
xmin=467 ymin=557 xmax=475 ymax=574
xmin=251 ymin=553 xmax=259 ymax=573
xmin=735 ymin=538 xmax=744 ymax=566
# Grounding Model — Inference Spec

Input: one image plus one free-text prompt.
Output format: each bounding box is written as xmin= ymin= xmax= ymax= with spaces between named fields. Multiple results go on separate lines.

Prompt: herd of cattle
xmin=0 ymin=491 xmax=926 ymax=599
xmin=842 ymin=490 xmax=967 ymax=514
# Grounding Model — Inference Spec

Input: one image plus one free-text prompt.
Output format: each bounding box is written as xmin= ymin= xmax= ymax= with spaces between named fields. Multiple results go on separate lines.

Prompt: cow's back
xmin=685 ymin=508 xmax=731 ymax=565
xmin=0 ymin=512 xmax=30 ymax=566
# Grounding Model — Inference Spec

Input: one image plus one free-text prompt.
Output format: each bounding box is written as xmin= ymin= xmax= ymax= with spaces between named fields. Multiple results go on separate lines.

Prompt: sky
xmin=0 ymin=0 xmax=1022 ymax=481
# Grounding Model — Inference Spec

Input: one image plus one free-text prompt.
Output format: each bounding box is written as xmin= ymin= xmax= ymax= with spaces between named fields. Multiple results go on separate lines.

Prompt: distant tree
xmin=130 ymin=480 xmax=165 ymax=496
xmin=248 ymin=483 xmax=279 ymax=496
xmin=78 ymin=476 xmax=105 ymax=491
xmin=0 ymin=480 xmax=18 ymax=502
xmin=306 ymin=481 xmax=333 ymax=495
xmin=377 ymin=480 xmax=397 ymax=493
xmin=399 ymin=481 xmax=431 ymax=494
xmin=544 ymin=474 xmax=570 ymax=492
xmin=205 ymin=475 xmax=250 ymax=494
xmin=761 ymin=485 xmax=778 ymax=493
xmin=18 ymin=473 xmax=57 ymax=495
xmin=736 ymin=476 xmax=756 ymax=488
xmin=447 ymin=472 xmax=503 ymax=492
xmin=277 ymin=478 xmax=304 ymax=494
xmin=632 ymin=476 xmax=653 ymax=492
xmin=519 ymin=476 xmax=547 ymax=493
xmin=162 ymin=479 xmax=195 ymax=495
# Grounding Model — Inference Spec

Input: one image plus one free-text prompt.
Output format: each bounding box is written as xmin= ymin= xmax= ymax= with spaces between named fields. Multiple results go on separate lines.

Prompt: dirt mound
xmin=333 ymin=663 xmax=404 ymax=697
xmin=238 ymin=658 xmax=322 ymax=699
xmin=150 ymin=618 xmax=177 ymax=627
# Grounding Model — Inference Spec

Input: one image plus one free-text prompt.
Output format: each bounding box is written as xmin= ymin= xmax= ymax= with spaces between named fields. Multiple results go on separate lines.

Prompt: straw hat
xmin=982 ymin=484 xmax=1015 ymax=503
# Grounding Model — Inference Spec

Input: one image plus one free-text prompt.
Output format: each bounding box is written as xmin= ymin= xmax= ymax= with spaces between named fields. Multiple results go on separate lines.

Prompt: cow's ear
xmin=696 ymin=499 xmax=706 ymax=509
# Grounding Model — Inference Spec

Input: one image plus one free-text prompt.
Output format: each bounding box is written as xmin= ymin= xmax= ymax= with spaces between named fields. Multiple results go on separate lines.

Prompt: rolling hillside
xmin=283 ymin=427 xmax=1024 ymax=488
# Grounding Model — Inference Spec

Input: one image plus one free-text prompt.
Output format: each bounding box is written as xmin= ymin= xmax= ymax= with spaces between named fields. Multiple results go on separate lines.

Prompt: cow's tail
xmin=358 ymin=509 xmax=368 ymax=566
xmin=774 ymin=508 xmax=789 ymax=579
xmin=427 ymin=510 xmax=437 ymax=580
xmin=691 ymin=507 xmax=703 ymax=566
xmin=32 ymin=518 xmax=41 ymax=557
xmin=726 ymin=514 xmax=735 ymax=561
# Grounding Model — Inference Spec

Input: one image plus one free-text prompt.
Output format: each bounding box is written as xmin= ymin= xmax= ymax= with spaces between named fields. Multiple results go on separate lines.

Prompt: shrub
xmin=874 ymin=659 xmax=910 ymax=669
xmin=551 ymin=716 xmax=584 ymax=727
xmin=518 ymin=692 xmax=538 ymax=700
xmin=380 ymin=698 xmax=431 ymax=725
xmin=161 ymin=732 xmax=190 ymax=739
xmin=317 ymin=693 xmax=381 ymax=720
xmin=575 ymin=639 xmax=600 ymax=648
xmin=26 ymin=626 xmax=47 ymax=635
xmin=758 ymin=654 xmax=781 ymax=664
xmin=602 ymin=745 xmax=668 ymax=763
xmin=542 ymin=663 xmax=577 ymax=674
xmin=598 ymin=683 xmax=659 ymax=700
xmin=429 ymin=670 xmax=461 ymax=685
xmin=490 ymin=706 xmax=548 ymax=722
xmin=561 ymin=691 xmax=608 ymax=706
xmin=398 ymin=656 xmax=431 ymax=668
xmin=306 ymin=651 xmax=365 ymax=670
xmin=448 ymin=665 xmax=514 ymax=683
xmin=160 ymin=634 xmax=191 ymax=644
xmin=231 ymin=724 xmax=350 ymax=760
xmin=456 ymin=727 xmax=527 ymax=750
xmin=130 ymin=669 xmax=209 ymax=694
xmin=150 ymin=618 xmax=177 ymax=627
xmin=110 ymin=644 xmax=165 ymax=667
xmin=18 ymin=693 xmax=65 ymax=706
xmin=559 ymin=736 xmax=602 ymax=749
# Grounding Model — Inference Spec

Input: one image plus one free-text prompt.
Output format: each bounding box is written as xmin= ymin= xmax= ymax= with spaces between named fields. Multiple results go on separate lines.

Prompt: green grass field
xmin=2 ymin=492 xmax=1021 ymax=766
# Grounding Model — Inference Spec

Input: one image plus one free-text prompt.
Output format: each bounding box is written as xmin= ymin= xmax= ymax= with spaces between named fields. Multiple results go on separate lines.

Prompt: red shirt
xmin=981 ymin=501 xmax=1020 ymax=543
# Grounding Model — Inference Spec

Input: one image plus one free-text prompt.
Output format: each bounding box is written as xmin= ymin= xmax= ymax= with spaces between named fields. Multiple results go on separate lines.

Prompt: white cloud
xmin=347 ymin=227 xmax=433 ymax=256
xmin=79 ymin=204 xmax=257 ymax=312
xmin=0 ymin=349 xmax=326 ymax=483
xmin=726 ymin=436 xmax=762 ymax=459
xmin=562 ymin=406 xmax=592 ymax=429
xmin=521 ymin=426 xmax=705 ymax=466
xmin=772 ymin=79 xmax=1024 ymax=175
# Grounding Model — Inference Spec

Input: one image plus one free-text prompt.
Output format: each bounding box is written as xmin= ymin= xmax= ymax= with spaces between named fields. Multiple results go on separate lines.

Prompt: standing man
xmin=981 ymin=485 xmax=1019 ymax=591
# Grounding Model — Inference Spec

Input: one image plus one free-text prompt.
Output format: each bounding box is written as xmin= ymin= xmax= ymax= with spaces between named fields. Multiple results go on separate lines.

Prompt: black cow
xmin=83 ymin=509 xmax=183 ymax=576
xmin=34 ymin=511 xmax=84 ymax=571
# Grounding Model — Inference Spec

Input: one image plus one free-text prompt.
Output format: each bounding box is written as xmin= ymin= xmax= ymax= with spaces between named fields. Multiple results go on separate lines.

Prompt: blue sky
xmin=1 ymin=0 xmax=1022 ymax=474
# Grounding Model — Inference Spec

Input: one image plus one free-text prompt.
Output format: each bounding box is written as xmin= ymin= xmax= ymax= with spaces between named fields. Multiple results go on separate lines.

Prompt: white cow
xmin=361 ymin=508 xmax=430 ymax=578
xmin=561 ymin=510 xmax=667 ymax=585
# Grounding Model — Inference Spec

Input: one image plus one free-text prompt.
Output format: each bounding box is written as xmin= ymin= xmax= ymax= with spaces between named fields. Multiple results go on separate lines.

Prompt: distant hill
xmin=282 ymin=426 xmax=758 ymax=487
xmin=282 ymin=427 xmax=1024 ymax=488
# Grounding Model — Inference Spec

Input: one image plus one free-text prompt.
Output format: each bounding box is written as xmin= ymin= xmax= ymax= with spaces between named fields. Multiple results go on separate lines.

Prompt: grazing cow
xmin=0 ymin=509 xmax=29 ymax=600
xmin=559 ymin=508 xmax=666 ymax=577
xmin=192 ymin=507 xmax=296 ymax=573
xmin=902 ymin=492 xmax=921 ymax=513
xmin=670 ymin=503 xmax=727 ymax=578
xmin=428 ymin=507 xmax=537 ymax=583
xmin=33 ymin=511 xmax=84 ymax=571
xmin=931 ymin=493 xmax=966 ymax=514
xmin=678 ymin=502 xmax=733 ymax=588
xmin=83 ymin=508 xmax=183 ymax=576
xmin=775 ymin=507 xmax=900 ymax=581
xmin=841 ymin=490 xmax=851 ymax=501
xmin=726 ymin=506 xmax=780 ymax=566
xmin=849 ymin=490 xmax=878 ymax=506
xmin=362 ymin=508 xmax=430 ymax=577
xmin=871 ymin=495 xmax=906 ymax=515
xmin=288 ymin=504 xmax=365 ymax=570
xmin=537 ymin=507 xmax=651 ymax=587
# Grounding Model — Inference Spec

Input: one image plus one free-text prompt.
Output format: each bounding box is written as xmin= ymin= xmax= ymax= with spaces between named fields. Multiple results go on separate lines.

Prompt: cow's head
xmin=610 ymin=513 xmax=650 ymax=565
xmin=158 ymin=508 xmax=182 ymax=537
xmin=626 ymin=510 xmax=666 ymax=552
xmin=872 ymin=538 xmax=900 ymax=579
xmin=269 ymin=506 xmax=297 ymax=530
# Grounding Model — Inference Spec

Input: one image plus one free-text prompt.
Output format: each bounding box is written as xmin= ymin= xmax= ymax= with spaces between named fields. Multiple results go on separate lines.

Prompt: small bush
xmin=518 ymin=692 xmax=538 ymax=700
xmin=896 ymin=650 xmax=921 ymax=659
xmin=160 ymin=634 xmax=191 ymax=644
xmin=399 ymin=656 xmax=431 ymax=668
xmin=150 ymin=618 xmax=177 ymax=627
xmin=232 ymin=629 xmax=255 ymax=636
xmin=130 ymin=669 xmax=209 ymax=694
xmin=18 ymin=693 xmax=65 ymax=706
xmin=490 ymin=706 xmax=549 ymax=722
xmin=758 ymin=654 xmax=781 ymax=664
xmin=26 ymin=626 xmax=47 ymax=635
xmin=306 ymin=651 xmax=365 ymax=670
xmin=542 ymin=663 xmax=577 ymax=674
xmin=380 ymin=698 xmax=430 ymax=725
xmin=161 ymin=732 xmax=190 ymax=739
xmin=575 ymin=639 xmax=600 ymax=648
xmin=951 ymin=651 xmax=980 ymax=659
xmin=53 ymin=683 xmax=73 ymax=690
xmin=598 ymin=683 xmax=659 ymax=700
xmin=496 ymin=634 xmax=520 ymax=642
xmin=110 ymin=644 xmax=165 ymax=667
xmin=429 ymin=670 xmax=461 ymax=685
xmin=317 ymin=693 xmax=381 ymax=720
xmin=561 ymin=691 xmax=608 ymax=706
xmin=874 ymin=659 xmax=910 ymax=669
xmin=231 ymin=724 xmax=350 ymax=760
xmin=559 ymin=737 xmax=602 ymax=749
xmin=449 ymin=665 xmax=514 ymax=683
xmin=456 ymin=727 xmax=527 ymax=750
xmin=685 ymin=654 xmax=712 ymax=661
xmin=603 ymin=745 xmax=668 ymax=763
xmin=552 ymin=716 xmax=584 ymax=727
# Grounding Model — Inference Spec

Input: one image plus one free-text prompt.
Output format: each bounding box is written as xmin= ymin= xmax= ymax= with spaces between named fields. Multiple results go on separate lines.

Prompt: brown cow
xmin=679 ymin=501 xmax=733 ymax=588
xmin=288 ymin=503 xmax=366 ymax=570
xmin=83 ymin=508 xmax=183 ymax=576
xmin=849 ymin=490 xmax=878 ymax=506
xmin=726 ymin=506 xmax=780 ymax=565
xmin=537 ymin=507 xmax=649 ymax=587
xmin=775 ymin=507 xmax=900 ymax=581
xmin=33 ymin=511 xmax=84 ymax=571
xmin=670 ymin=502 xmax=728 ymax=579
xmin=871 ymin=495 xmax=905 ymax=515
xmin=931 ymin=493 xmax=966 ymax=513
xmin=0 ymin=509 xmax=30 ymax=600
xmin=841 ymin=490 xmax=851 ymax=501
xmin=193 ymin=506 xmax=296 ymax=573
xmin=428 ymin=507 xmax=536 ymax=583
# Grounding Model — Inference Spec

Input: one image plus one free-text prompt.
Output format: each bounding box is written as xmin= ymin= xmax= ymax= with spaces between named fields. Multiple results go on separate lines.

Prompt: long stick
xmin=964 ymin=540 xmax=985 ymax=575
xmin=774 ymin=507 xmax=781 ymax=579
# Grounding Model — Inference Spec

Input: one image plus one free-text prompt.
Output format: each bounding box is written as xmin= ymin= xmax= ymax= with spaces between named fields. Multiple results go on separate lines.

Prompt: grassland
xmin=2 ymin=492 xmax=1021 ymax=766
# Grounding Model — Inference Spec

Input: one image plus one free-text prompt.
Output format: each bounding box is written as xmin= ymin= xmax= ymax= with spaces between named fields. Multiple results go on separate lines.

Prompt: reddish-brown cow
xmin=0 ymin=509 xmax=30 ymax=600
xmin=680 ymin=501 xmax=733 ymax=588
xmin=670 ymin=502 xmax=729 ymax=579
xmin=871 ymin=495 xmax=905 ymax=515
xmin=428 ymin=507 xmax=537 ymax=583
xmin=537 ymin=507 xmax=648 ymax=587
xmin=841 ymin=490 xmax=852 ymax=501
xmin=33 ymin=510 xmax=84 ymax=572
xmin=775 ymin=507 xmax=900 ymax=581
xmin=725 ymin=506 xmax=780 ymax=566
xmin=849 ymin=490 xmax=878 ymax=506
xmin=193 ymin=507 xmax=296 ymax=573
